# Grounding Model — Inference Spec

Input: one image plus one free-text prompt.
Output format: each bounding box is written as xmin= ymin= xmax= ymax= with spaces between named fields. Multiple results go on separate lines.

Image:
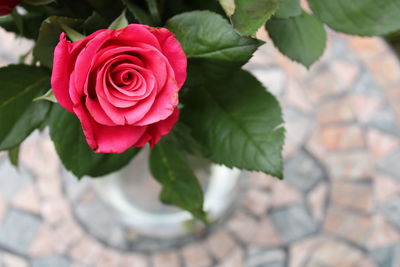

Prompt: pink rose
xmin=51 ymin=24 xmax=187 ymax=153
xmin=0 ymin=0 xmax=21 ymax=15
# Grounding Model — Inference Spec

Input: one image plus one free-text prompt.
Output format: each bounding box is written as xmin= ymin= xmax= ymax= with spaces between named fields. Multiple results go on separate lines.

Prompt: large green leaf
xmin=0 ymin=12 xmax=45 ymax=39
xmin=166 ymin=11 xmax=262 ymax=63
xmin=49 ymin=105 xmax=140 ymax=178
xmin=274 ymin=0 xmax=301 ymax=18
xmin=149 ymin=135 xmax=207 ymax=222
xmin=182 ymin=70 xmax=284 ymax=178
xmin=0 ymin=65 xmax=51 ymax=150
xmin=231 ymin=0 xmax=282 ymax=35
xmin=266 ymin=12 xmax=326 ymax=68
xmin=33 ymin=16 xmax=82 ymax=69
xmin=308 ymin=0 xmax=400 ymax=36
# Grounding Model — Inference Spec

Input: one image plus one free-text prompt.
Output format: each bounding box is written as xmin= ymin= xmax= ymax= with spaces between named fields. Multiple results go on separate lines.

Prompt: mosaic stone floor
xmin=1 ymin=28 xmax=400 ymax=267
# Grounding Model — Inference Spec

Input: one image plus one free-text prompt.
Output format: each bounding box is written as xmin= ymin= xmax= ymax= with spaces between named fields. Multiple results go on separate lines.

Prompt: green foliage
xmin=149 ymin=135 xmax=207 ymax=222
xmin=230 ymin=0 xmax=282 ymax=35
xmin=274 ymin=0 xmax=301 ymax=18
xmin=0 ymin=12 xmax=45 ymax=39
xmin=49 ymin=106 xmax=140 ymax=178
xmin=308 ymin=0 xmax=400 ymax=36
xmin=182 ymin=70 xmax=284 ymax=179
xmin=0 ymin=65 xmax=51 ymax=150
xmin=166 ymin=11 xmax=262 ymax=63
xmin=122 ymin=0 xmax=152 ymax=25
xmin=108 ymin=10 xmax=128 ymax=30
xmin=33 ymin=16 xmax=82 ymax=69
xmin=267 ymin=11 xmax=326 ymax=68
xmin=8 ymin=146 xmax=20 ymax=167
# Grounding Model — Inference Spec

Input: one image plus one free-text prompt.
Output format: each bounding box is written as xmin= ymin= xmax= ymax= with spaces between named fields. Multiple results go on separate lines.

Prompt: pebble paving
xmin=1 ymin=27 xmax=400 ymax=266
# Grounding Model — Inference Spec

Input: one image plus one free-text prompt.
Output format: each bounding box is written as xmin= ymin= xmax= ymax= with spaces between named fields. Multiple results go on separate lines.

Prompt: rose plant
xmin=0 ymin=0 xmax=399 ymax=221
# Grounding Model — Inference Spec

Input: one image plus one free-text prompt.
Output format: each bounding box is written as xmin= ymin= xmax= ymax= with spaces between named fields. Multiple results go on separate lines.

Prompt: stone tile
xmin=249 ymin=173 xmax=274 ymax=190
xmin=368 ymin=215 xmax=400 ymax=249
xmin=120 ymin=253 xmax=149 ymax=267
xmin=307 ymin=183 xmax=328 ymax=222
xmin=289 ymin=237 xmax=320 ymax=267
xmin=317 ymin=96 xmax=356 ymax=124
xmin=12 ymin=183 xmax=41 ymax=214
xmin=349 ymin=93 xmax=382 ymax=123
xmin=206 ymin=230 xmax=237 ymax=260
xmin=368 ymin=105 xmax=400 ymax=136
xmin=284 ymin=107 xmax=314 ymax=146
xmin=380 ymin=195 xmax=400 ymax=230
xmin=324 ymin=151 xmax=371 ymax=179
xmin=305 ymin=238 xmax=364 ymax=267
xmin=250 ymin=217 xmax=283 ymax=247
xmin=227 ymin=212 xmax=258 ymax=243
xmin=0 ymin=194 xmax=7 ymax=222
xmin=270 ymin=179 xmax=302 ymax=208
xmin=29 ymin=227 xmax=55 ymax=257
xmin=243 ymin=189 xmax=270 ymax=216
xmin=371 ymin=245 xmax=400 ymax=267
xmin=216 ymin=248 xmax=244 ymax=267
xmin=367 ymin=129 xmax=399 ymax=161
xmin=0 ymin=209 xmax=42 ymax=255
xmin=41 ymin=197 xmax=71 ymax=225
xmin=1 ymin=252 xmax=28 ymax=267
xmin=368 ymin=54 xmax=400 ymax=87
xmin=377 ymin=150 xmax=400 ymax=180
xmin=323 ymin=207 xmax=372 ymax=246
xmin=284 ymin=150 xmax=324 ymax=193
xmin=52 ymin=219 xmax=83 ymax=254
xmin=271 ymin=203 xmax=318 ymax=244
xmin=374 ymin=173 xmax=400 ymax=203
xmin=284 ymin=79 xmax=313 ymax=113
xmin=152 ymin=251 xmax=180 ymax=267
xmin=330 ymin=61 xmax=360 ymax=89
xmin=250 ymin=67 xmax=286 ymax=97
xmin=95 ymin=248 xmax=121 ymax=267
xmin=246 ymin=249 xmax=286 ymax=267
xmin=181 ymin=243 xmax=212 ymax=267
xmin=331 ymin=180 xmax=373 ymax=213
xmin=31 ymin=256 xmax=70 ymax=267
xmin=69 ymin=236 xmax=103 ymax=266
xmin=318 ymin=125 xmax=365 ymax=151
xmin=0 ymin=161 xmax=31 ymax=201
xmin=348 ymin=37 xmax=387 ymax=61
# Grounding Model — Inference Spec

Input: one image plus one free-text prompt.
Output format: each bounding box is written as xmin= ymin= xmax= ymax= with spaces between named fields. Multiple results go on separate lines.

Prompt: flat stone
xmin=289 ymin=237 xmax=320 ymax=267
xmin=271 ymin=203 xmax=318 ymax=244
xmin=249 ymin=173 xmax=274 ymax=189
xmin=348 ymin=37 xmax=387 ymax=61
xmin=318 ymin=125 xmax=365 ymax=151
xmin=243 ymin=189 xmax=270 ymax=216
xmin=284 ymin=150 xmax=324 ymax=193
xmin=331 ymin=180 xmax=373 ymax=213
xmin=0 ymin=209 xmax=42 ymax=255
xmin=216 ymin=248 xmax=244 ymax=267
xmin=284 ymin=79 xmax=313 ymax=113
xmin=323 ymin=151 xmax=371 ymax=179
xmin=368 ymin=215 xmax=400 ymax=249
xmin=317 ymin=96 xmax=355 ymax=124
xmin=41 ymin=197 xmax=71 ymax=225
xmin=1 ymin=252 xmax=28 ymax=267
xmin=270 ymin=179 xmax=302 ymax=208
xmin=152 ymin=251 xmax=180 ymax=267
xmin=120 ymin=253 xmax=149 ymax=267
xmin=181 ymin=243 xmax=212 ymax=267
xmin=12 ymin=183 xmax=41 ymax=214
xmin=367 ymin=129 xmax=399 ymax=161
xmin=206 ymin=230 xmax=237 ymax=260
xmin=323 ymin=207 xmax=372 ymax=246
xmin=31 ymin=256 xmax=69 ymax=267
xmin=250 ymin=217 xmax=283 ymax=247
xmin=227 ymin=212 xmax=258 ymax=243
xmin=95 ymin=248 xmax=121 ymax=267
xmin=52 ymin=219 xmax=83 ymax=254
xmin=29 ymin=227 xmax=55 ymax=257
xmin=0 ymin=160 xmax=31 ymax=201
xmin=250 ymin=67 xmax=286 ymax=97
xmin=68 ymin=236 xmax=103 ymax=266
xmin=349 ymin=93 xmax=382 ymax=123
xmin=371 ymin=245 xmax=400 ymax=267
xmin=305 ymin=238 xmax=364 ymax=266
xmin=307 ymin=183 xmax=328 ymax=222
xmin=246 ymin=249 xmax=286 ymax=267
xmin=377 ymin=150 xmax=400 ymax=180
xmin=0 ymin=194 xmax=7 ymax=222
xmin=369 ymin=105 xmax=400 ymax=136
xmin=374 ymin=173 xmax=400 ymax=203
xmin=284 ymin=107 xmax=313 ymax=146
xmin=380 ymin=195 xmax=400 ymax=230
xmin=368 ymin=54 xmax=400 ymax=87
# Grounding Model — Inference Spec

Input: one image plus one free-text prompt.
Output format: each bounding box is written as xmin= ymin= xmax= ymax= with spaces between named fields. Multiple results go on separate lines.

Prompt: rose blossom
xmin=0 ymin=0 xmax=21 ymax=15
xmin=51 ymin=24 xmax=187 ymax=153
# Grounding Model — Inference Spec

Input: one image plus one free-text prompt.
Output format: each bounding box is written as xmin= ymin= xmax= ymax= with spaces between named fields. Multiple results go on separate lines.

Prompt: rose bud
xmin=51 ymin=24 xmax=187 ymax=153
xmin=0 ymin=0 xmax=21 ymax=16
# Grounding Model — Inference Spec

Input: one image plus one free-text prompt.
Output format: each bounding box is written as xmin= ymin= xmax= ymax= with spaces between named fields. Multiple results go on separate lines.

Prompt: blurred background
xmin=0 ymin=26 xmax=400 ymax=267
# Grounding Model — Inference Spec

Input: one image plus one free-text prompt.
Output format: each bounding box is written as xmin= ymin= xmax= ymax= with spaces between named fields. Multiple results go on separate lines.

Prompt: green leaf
xmin=8 ymin=145 xmax=20 ymax=167
xmin=166 ymin=11 xmax=262 ymax=63
xmin=149 ymin=135 xmax=207 ymax=222
xmin=86 ymin=0 xmax=124 ymax=22
xmin=274 ymin=0 xmax=301 ymax=18
xmin=108 ymin=10 xmax=128 ymax=30
xmin=23 ymin=0 xmax=54 ymax=5
xmin=0 ymin=65 xmax=51 ymax=150
xmin=59 ymin=22 xmax=85 ymax=42
xmin=308 ymin=0 xmax=400 ymax=36
xmin=266 ymin=12 xmax=326 ymax=68
xmin=0 ymin=12 xmax=45 ymax=39
xmin=172 ymin=123 xmax=210 ymax=158
xmin=33 ymin=16 xmax=82 ymax=68
xmin=122 ymin=0 xmax=152 ymax=25
xmin=182 ymin=70 xmax=284 ymax=178
xmin=33 ymin=89 xmax=57 ymax=103
xmin=231 ymin=0 xmax=282 ymax=35
xmin=49 ymin=105 xmax=140 ymax=178
xmin=82 ymin=12 xmax=108 ymax=35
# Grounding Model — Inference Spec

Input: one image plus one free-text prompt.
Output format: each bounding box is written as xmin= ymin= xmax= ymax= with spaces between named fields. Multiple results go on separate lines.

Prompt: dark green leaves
xmin=166 ymin=11 xmax=262 ymax=63
xmin=267 ymin=11 xmax=326 ymax=68
xmin=274 ymin=0 xmax=301 ymax=19
xmin=49 ymin=106 xmax=140 ymax=178
xmin=231 ymin=0 xmax=281 ymax=35
xmin=182 ymin=70 xmax=284 ymax=179
xmin=0 ymin=65 xmax=51 ymax=150
xmin=149 ymin=136 xmax=207 ymax=222
xmin=308 ymin=0 xmax=400 ymax=36
xmin=33 ymin=16 xmax=82 ymax=68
